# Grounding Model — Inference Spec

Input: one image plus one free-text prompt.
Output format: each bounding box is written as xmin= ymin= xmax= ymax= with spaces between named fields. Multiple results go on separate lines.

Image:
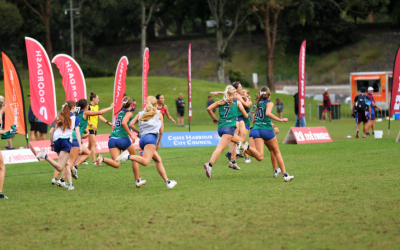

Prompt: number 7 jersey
xmin=218 ymin=102 xmax=237 ymax=128
xmin=254 ymin=99 xmax=273 ymax=130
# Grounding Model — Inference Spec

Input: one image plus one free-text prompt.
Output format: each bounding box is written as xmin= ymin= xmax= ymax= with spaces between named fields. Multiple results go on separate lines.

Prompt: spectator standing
xmin=207 ymin=96 xmax=216 ymax=113
xmin=352 ymin=87 xmax=371 ymax=138
xmin=176 ymin=93 xmax=185 ymax=127
xmin=28 ymin=93 xmax=39 ymax=141
xmin=321 ymin=88 xmax=332 ymax=122
xmin=276 ymin=98 xmax=284 ymax=119
xmin=366 ymin=87 xmax=382 ymax=135
xmin=36 ymin=119 xmax=48 ymax=141
xmin=293 ymin=93 xmax=306 ymax=127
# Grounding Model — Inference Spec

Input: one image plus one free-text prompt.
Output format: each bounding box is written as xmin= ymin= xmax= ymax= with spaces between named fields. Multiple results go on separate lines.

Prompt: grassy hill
xmin=0 ymin=76 xmax=326 ymax=147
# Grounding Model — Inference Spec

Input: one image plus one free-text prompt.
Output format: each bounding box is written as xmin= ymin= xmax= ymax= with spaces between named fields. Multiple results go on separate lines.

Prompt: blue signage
xmin=160 ymin=131 xmax=220 ymax=148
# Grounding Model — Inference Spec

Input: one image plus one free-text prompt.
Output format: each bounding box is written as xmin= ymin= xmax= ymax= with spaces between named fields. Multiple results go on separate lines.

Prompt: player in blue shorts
xmin=243 ymin=87 xmax=294 ymax=182
xmin=116 ymin=96 xmax=177 ymax=189
xmin=36 ymin=101 xmax=82 ymax=190
xmin=96 ymin=96 xmax=137 ymax=169
xmin=203 ymin=85 xmax=261 ymax=178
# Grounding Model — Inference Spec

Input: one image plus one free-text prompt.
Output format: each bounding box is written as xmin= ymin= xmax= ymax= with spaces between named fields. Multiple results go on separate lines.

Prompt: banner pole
xmin=388 ymin=44 xmax=400 ymax=136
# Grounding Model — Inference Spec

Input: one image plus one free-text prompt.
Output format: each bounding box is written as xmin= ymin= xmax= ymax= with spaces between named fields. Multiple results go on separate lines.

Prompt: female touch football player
xmin=155 ymin=94 xmax=176 ymax=151
xmin=203 ymin=85 xmax=262 ymax=178
xmin=68 ymin=99 xmax=115 ymax=179
xmin=116 ymin=96 xmax=177 ymax=189
xmin=210 ymin=82 xmax=252 ymax=170
xmin=96 ymin=96 xmax=137 ymax=170
xmin=87 ymin=92 xmax=112 ymax=165
xmin=36 ymin=101 xmax=82 ymax=190
xmin=244 ymin=87 xmax=294 ymax=182
xmin=0 ymin=96 xmax=15 ymax=199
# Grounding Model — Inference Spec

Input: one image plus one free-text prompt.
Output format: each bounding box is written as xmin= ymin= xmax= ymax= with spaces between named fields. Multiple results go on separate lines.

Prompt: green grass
xmin=1 ymin=120 xmax=400 ymax=249
xmin=0 ymin=76 xmax=322 ymax=148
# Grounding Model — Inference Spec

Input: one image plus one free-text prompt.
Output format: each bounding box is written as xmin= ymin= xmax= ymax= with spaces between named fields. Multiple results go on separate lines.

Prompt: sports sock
xmin=166 ymin=180 xmax=170 ymax=184
xmin=231 ymin=160 xmax=236 ymax=164
xmin=209 ymin=162 xmax=213 ymax=167
xmin=60 ymin=178 xmax=65 ymax=182
xmin=283 ymin=173 xmax=288 ymax=177
xmin=136 ymin=179 xmax=140 ymax=183
xmin=128 ymin=155 xmax=131 ymax=160
xmin=74 ymin=165 xmax=78 ymax=170
xmin=44 ymin=155 xmax=48 ymax=160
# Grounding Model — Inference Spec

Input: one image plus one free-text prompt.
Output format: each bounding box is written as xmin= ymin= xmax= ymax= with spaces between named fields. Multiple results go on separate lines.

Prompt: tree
xmin=252 ymin=0 xmax=293 ymax=92
xmin=141 ymin=0 xmax=158 ymax=58
xmin=207 ymin=0 xmax=249 ymax=83
xmin=0 ymin=2 xmax=24 ymax=37
xmin=21 ymin=0 xmax=53 ymax=58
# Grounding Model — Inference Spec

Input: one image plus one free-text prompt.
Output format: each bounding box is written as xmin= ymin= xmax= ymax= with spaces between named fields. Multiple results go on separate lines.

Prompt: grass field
xmin=1 ymin=119 xmax=400 ymax=249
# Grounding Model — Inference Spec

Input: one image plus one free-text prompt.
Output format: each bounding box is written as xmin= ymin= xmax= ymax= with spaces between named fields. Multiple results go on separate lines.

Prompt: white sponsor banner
xmin=1 ymin=149 xmax=39 ymax=164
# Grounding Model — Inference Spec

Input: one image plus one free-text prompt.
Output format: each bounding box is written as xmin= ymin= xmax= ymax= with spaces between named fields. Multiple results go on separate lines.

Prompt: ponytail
xmin=217 ymin=85 xmax=236 ymax=106
xmin=55 ymin=100 xmax=75 ymax=132
xmin=114 ymin=96 xmax=133 ymax=115
xmin=255 ymin=86 xmax=271 ymax=115
xmin=139 ymin=96 xmax=158 ymax=122
xmin=90 ymin=92 xmax=97 ymax=101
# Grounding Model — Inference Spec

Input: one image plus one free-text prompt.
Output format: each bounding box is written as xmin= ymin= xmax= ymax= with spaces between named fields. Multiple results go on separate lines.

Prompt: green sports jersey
xmin=243 ymin=106 xmax=251 ymax=126
xmin=254 ymin=100 xmax=274 ymax=130
xmin=72 ymin=111 xmax=87 ymax=142
xmin=218 ymin=101 xmax=237 ymax=128
xmin=110 ymin=109 xmax=133 ymax=138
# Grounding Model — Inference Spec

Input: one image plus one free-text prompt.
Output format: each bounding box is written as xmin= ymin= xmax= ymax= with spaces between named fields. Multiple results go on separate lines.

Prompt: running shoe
xmin=135 ymin=178 xmax=147 ymax=188
xmin=0 ymin=193 xmax=10 ymax=199
xmin=283 ymin=173 xmax=294 ymax=182
xmin=51 ymin=177 xmax=58 ymax=185
xmin=204 ymin=163 xmax=212 ymax=178
xmin=366 ymin=132 xmax=370 ymax=136
xmin=166 ymin=180 xmax=177 ymax=190
xmin=116 ymin=150 xmax=130 ymax=162
xmin=36 ymin=149 xmax=47 ymax=159
xmin=71 ymin=167 xmax=78 ymax=179
xmin=92 ymin=162 xmax=97 ymax=165
xmin=57 ymin=180 xmax=69 ymax=188
xmin=237 ymin=154 xmax=245 ymax=158
xmin=68 ymin=184 xmax=75 ymax=191
xmin=235 ymin=142 xmax=242 ymax=154
xmin=229 ymin=162 xmax=240 ymax=170
xmin=356 ymin=130 xmax=359 ymax=138
xmin=82 ymin=161 xmax=88 ymax=165
xmin=244 ymin=158 xmax=251 ymax=163
xmin=273 ymin=168 xmax=282 ymax=178
xmin=96 ymin=154 xmax=103 ymax=166
xmin=225 ymin=152 xmax=232 ymax=161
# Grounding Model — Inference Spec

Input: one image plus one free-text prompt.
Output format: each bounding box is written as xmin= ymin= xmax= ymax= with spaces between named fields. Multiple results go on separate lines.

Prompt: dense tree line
xmin=0 ymin=0 xmax=398 ymax=89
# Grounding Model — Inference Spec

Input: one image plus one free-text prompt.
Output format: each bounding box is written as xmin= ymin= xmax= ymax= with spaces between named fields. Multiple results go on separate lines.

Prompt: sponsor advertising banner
xmin=298 ymin=40 xmax=306 ymax=121
xmin=283 ymin=127 xmax=332 ymax=144
xmin=160 ymin=131 xmax=220 ymax=148
xmin=29 ymin=134 xmax=141 ymax=159
xmin=1 ymin=149 xmax=38 ymax=164
xmin=25 ymin=37 xmax=57 ymax=125
xmin=113 ymin=56 xmax=129 ymax=124
xmin=142 ymin=48 xmax=149 ymax=110
xmin=390 ymin=44 xmax=400 ymax=116
xmin=52 ymin=54 xmax=86 ymax=102
xmin=188 ymin=44 xmax=192 ymax=124
xmin=1 ymin=51 xmax=27 ymax=136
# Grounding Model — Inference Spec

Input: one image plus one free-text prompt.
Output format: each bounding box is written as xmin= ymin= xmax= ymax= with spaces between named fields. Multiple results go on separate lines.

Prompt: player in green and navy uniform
xmin=245 ymin=86 xmax=294 ymax=182
xmin=203 ymin=85 xmax=250 ymax=178
xmin=96 ymin=96 xmax=137 ymax=169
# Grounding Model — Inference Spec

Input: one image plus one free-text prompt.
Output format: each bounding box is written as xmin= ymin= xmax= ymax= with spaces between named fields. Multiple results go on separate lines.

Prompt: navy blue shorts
xmin=370 ymin=113 xmax=375 ymax=120
xmin=108 ymin=138 xmax=132 ymax=151
xmin=218 ymin=126 xmax=235 ymax=137
xmin=72 ymin=140 xmax=79 ymax=147
xmin=236 ymin=116 xmax=244 ymax=122
xmin=252 ymin=129 xmax=275 ymax=141
xmin=323 ymin=107 xmax=331 ymax=112
xmin=139 ymin=134 xmax=158 ymax=150
xmin=245 ymin=125 xmax=250 ymax=130
xmin=54 ymin=139 xmax=72 ymax=153
xmin=249 ymin=128 xmax=254 ymax=138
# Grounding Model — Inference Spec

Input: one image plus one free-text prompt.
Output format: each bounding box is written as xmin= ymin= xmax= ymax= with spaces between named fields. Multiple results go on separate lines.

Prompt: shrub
xmin=228 ymin=69 xmax=251 ymax=87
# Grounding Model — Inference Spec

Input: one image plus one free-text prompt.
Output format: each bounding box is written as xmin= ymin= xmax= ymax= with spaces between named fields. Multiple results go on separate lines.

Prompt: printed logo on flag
xmin=394 ymin=95 xmax=400 ymax=110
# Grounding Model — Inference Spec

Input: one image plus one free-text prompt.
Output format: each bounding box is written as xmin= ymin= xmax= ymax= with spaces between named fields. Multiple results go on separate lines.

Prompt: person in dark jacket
xmin=294 ymin=93 xmax=306 ymax=127
xmin=176 ymin=93 xmax=185 ymax=127
xmin=28 ymin=94 xmax=39 ymax=141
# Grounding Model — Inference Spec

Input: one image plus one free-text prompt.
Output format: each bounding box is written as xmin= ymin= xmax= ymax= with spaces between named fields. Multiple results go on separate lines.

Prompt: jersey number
xmin=115 ymin=116 xmax=123 ymax=128
xmin=255 ymin=107 xmax=265 ymax=120
xmin=223 ymin=107 xmax=231 ymax=118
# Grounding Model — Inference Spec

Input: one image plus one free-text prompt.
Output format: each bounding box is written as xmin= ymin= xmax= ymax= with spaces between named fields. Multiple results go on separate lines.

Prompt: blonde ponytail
xmin=139 ymin=96 xmax=158 ymax=122
xmin=217 ymin=85 xmax=236 ymax=106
